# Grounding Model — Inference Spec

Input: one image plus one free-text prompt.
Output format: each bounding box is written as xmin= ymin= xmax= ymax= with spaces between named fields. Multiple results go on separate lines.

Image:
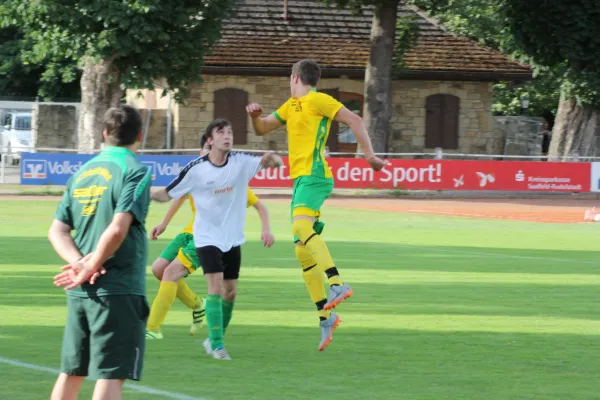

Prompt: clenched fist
xmin=246 ymin=103 xmax=264 ymax=118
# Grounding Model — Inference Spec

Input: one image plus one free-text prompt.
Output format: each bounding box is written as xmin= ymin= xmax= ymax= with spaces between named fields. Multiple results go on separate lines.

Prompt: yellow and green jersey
xmin=180 ymin=188 xmax=260 ymax=234
xmin=273 ymin=90 xmax=343 ymax=180
xmin=54 ymin=146 xmax=151 ymax=298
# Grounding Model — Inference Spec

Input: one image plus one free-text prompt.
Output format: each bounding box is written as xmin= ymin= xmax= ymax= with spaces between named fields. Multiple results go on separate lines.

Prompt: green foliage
xmin=1 ymin=0 xmax=236 ymax=102
xmin=500 ymin=0 xmax=600 ymax=109
xmin=0 ymin=27 xmax=80 ymax=100
xmin=492 ymin=67 xmax=562 ymax=117
xmin=392 ymin=15 xmax=420 ymax=75
xmin=408 ymin=0 xmax=562 ymax=118
xmin=408 ymin=0 xmax=500 ymax=48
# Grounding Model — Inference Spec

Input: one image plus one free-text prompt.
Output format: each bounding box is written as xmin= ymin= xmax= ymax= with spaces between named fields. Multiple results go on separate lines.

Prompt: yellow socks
xmin=147 ymin=281 xmax=177 ymax=332
xmin=295 ymin=245 xmax=330 ymax=320
xmin=176 ymin=279 xmax=202 ymax=310
xmin=292 ymin=218 xmax=344 ymax=287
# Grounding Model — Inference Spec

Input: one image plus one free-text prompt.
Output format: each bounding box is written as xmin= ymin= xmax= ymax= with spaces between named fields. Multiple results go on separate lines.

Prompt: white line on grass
xmin=0 ymin=356 xmax=206 ymax=400
xmin=392 ymin=243 xmax=600 ymax=265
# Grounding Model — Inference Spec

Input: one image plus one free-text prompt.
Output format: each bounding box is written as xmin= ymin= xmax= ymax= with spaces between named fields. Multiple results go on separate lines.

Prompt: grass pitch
xmin=0 ymin=198 xmax=599 ymax=400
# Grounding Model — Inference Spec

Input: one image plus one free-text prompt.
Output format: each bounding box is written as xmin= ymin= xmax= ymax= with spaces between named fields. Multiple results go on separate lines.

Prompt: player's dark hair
xmin=103 ymin=105 xmax=142 ymax=146
xmin=202 ymin=118 xmax=231 ymax=146
xmin=292 ymin=59 xmax=321 ymax=87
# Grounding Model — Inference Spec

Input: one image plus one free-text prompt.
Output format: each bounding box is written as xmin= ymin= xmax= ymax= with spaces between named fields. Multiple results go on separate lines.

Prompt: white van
xmin=1 ymin=111 xmax=33 ymax=165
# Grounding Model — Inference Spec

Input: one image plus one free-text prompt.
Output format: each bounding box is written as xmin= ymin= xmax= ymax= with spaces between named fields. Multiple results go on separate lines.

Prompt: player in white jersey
xmin=151 ymin=118 xmax=283 ymax=360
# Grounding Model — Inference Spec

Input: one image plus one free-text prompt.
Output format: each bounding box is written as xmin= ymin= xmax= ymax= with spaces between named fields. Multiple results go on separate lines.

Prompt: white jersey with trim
xmin=166 ymin=152 xmax=263 ymax=252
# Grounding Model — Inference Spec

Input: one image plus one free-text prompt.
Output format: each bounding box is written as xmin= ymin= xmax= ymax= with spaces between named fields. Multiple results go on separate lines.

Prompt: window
xmin=15 ymin=116 xmax=31 ymax=130
xmin=320 ymin=89 xmax=363 ymax=153
xmin=213 ymin=88 xmax=249 ymax=145
xmin=425 ymin=94 xmax=459 ymax=149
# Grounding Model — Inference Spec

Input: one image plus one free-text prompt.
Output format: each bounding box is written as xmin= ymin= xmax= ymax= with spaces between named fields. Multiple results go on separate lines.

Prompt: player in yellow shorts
xmin=246 ymin=59 xmax=388 ymax=351
xmin=146 ymin=142 xmax=275 ymax=339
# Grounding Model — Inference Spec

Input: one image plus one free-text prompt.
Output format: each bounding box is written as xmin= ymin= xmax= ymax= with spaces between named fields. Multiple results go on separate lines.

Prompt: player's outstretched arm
xmin=253 ymin=201 xmax=275 ymax=248
xmin=151 ymin=196 xmax=188 ymax=240
xmin=259 ymin=151 xmax=284 ymax=169
xmin=246 ymin=103 xmax=283 ymax=136
xmin=48 ymin=219 xmax=83 ymax=264
xmin=151 ymin=187 xmax=172 ymax=203
xmin=334 ymin=107 xmax=390 ymax=171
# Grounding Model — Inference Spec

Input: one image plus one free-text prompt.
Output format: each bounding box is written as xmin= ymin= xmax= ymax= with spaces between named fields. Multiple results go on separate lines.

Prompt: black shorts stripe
xmin=304 ymin=233 xmax=318 ymax=245
xmin=303 ymin=264 xmax=317 ymax=272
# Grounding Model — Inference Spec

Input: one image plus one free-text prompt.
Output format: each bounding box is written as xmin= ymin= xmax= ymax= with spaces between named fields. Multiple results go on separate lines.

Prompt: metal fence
xmin=0 ymin=148 xmax=20 ymax=184
xmin=496 ymin=116 xmax=544 ymax=157
xmin=31 ymin=146 xmax=600 ymax=161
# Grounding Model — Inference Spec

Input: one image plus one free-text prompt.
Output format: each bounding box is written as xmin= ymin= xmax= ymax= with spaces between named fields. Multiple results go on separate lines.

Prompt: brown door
xmin=425 ymin=94 xmax=459 ymax=149
xmin=214 ymin=88 xmax=249 ymax=145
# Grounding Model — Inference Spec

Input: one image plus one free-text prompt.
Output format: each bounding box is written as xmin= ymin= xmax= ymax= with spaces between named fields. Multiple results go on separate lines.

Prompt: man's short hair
xmin=201 ymin=118 xmax=231 ymax=146
xmin=103 ymin=105 xmax=142 ymax=146
xmin=292 ymin=59 xmax=321 ymax=87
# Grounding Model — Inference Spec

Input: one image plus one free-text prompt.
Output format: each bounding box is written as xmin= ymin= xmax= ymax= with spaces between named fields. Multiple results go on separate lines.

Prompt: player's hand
xmin=261 ymin=230 xmax=275 ymax=248
xmin=89 ymin=267 xmax=106 ymax=285
xmin=54 ymin=254 xmax=104 ymax=290
xmin=54 ymin=254 xmax=103 ymax=287
xmin=366 ymin=155 xmax=390 ymax=172
xmin=270 ymin=153 xmax=284 ymax=168
xmin=246 ymin=103 xmax=264 ymax=118
xmin=150 ymin=223 xmax=167 ymax=240
xmin=260 ymin=151 xmax=283 ymax=169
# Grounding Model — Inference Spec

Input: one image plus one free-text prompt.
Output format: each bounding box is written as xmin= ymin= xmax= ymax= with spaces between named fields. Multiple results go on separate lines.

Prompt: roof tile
xmin=204 ymin=0 xmax=530 ymax=78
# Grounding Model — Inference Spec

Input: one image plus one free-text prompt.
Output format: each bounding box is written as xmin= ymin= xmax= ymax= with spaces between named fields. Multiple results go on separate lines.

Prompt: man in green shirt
xmin=49 ymin=104 xmax=152 ymax=400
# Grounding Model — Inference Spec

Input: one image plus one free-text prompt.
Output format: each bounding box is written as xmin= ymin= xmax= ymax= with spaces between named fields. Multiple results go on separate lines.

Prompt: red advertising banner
xmin=250 ymin=157 xmax=591 ymax=192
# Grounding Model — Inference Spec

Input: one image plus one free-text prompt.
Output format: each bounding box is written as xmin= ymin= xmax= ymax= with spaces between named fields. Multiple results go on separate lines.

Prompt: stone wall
xmin=183 ymin=76 xmax=291 ymax=150
xmin=389 ymin=80 xmax=501 ymax=154
xmin=31 ymin=104 xmax=78 ymax=149
xmin=138 ymin=109 xmax=169 ymax=150
xmin=180 ymin=75 xmax=366 ymax=151
xmin=126 ymin=75 xmax=501 ymax=155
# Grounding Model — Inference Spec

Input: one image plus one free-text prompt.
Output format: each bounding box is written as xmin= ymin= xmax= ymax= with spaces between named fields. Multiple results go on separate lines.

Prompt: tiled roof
xmin=203 ymin=0 xmax=531 ymax=80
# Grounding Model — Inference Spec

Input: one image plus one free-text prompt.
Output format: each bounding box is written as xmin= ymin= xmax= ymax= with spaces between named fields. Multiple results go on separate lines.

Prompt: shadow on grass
xmin=0 ymin=322 xmax=599 ymax=400
xmin=2 ymin=270 xmax=600 ymax=322
xmin=0 ymin=237 xmax=599 ymax=274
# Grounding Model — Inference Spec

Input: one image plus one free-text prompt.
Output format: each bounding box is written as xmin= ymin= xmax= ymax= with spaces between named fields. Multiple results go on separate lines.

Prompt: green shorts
xmin=291 ymin=176 xmax=334 ymax=242
xmin=60 ymin=295 xmax=149 ymax=381
xmin=159 ymin=232 xmax=201 ymax=272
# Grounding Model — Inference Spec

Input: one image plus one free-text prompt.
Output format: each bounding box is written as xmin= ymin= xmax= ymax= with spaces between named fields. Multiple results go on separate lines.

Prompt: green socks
xmin=206 ymin=294 xmax=224 ymax=350
xmin=207 ymin=295 xmax=236 ymax=350
xmin=222 ymin=300 xmax=235 ymax=333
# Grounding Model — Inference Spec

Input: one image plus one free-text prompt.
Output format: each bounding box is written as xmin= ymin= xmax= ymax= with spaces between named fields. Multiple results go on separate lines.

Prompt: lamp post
xmin=520 ymin=96 xmax=530 ymax=116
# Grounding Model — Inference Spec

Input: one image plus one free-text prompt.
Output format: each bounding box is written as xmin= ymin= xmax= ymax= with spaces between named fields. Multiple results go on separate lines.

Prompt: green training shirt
xmin=53 ymin=146 xmax=151 ymax=298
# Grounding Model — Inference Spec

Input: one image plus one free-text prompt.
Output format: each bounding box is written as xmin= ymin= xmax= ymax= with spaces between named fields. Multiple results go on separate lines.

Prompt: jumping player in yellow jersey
xmin=246 ymin=59 xmax=388 ymax=351
xmin=145 ymin=139 xmax=275 ymax=340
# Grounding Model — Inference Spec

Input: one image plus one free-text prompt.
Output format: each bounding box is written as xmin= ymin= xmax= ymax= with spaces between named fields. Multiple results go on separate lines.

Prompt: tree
xmin=1 ymin=0 xmax=236 ymax=151
xmin=499 ymin=0 xmax=600 ymax=160
xmin=322 ymin=0 xmax=401 ymax=154
xmin=409 ymin=0 xmax=562 ymax=121
xmin=0 ymin=27 xmax=80 ymax=100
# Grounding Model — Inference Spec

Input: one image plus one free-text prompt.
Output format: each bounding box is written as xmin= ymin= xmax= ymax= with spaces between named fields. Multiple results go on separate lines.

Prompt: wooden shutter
xmin=320 ymin=88 xmax=340 ymax=152
xmin=425 ymin=94 xmax=459 ymax=149
xmin=442 ymin=95 xmax=459 ymax=149
xmin=425 ymin=95 xmax=443 ymax=148
xmin=213 ymin=88 xmax=248 ymax=145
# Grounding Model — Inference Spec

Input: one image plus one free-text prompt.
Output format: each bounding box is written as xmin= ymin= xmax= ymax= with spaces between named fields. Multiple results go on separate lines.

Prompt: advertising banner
xmin=20 ymin=152 xmax=591 ymax=193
